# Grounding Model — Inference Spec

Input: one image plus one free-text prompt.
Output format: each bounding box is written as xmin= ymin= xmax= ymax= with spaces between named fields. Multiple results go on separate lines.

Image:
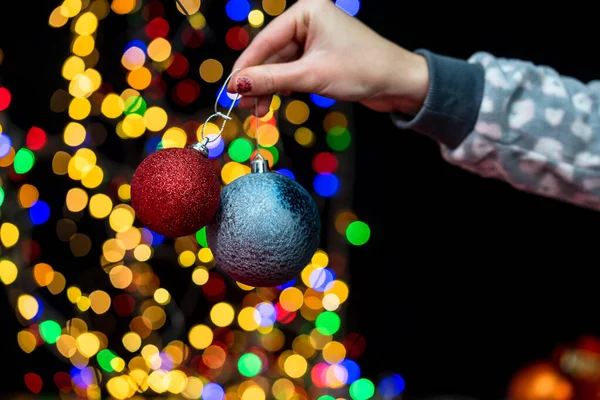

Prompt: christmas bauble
xmin=130 ymin=146 xmax=221 ymax=238
xmin=207 ymin=162 xmax=320 ymax=287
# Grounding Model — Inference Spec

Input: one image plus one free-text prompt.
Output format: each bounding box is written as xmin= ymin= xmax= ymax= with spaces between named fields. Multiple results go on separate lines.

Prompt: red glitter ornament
xmin=130 ymin=144 xmax=221 ymax=238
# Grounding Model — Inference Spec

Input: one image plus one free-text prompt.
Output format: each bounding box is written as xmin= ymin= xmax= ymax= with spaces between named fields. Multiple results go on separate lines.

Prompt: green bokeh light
xmin=326 ymin=126 xmax=351 ymax=151
xmin=350 ymin=378 xmax=375 ymax=400
xmin=97 ymin=349 xmax=116 ymax=372
xmin=14 ymin=148 xmax=35 ymax=174
xmin=228 ymin=138 xmax=253 ymax=162
xmin=263 ymin=145 xmax=279 ymax=165
xmin=319 ymin=396 xmax=336 ymax=400
xmin=238 ymin=353 xmax=262 ymax=377
xmin=39 ymin=320 xmax=61 ymax=344
xmin=346 ymin=221 xmax=370 ymax=246
xmin=196 ymin=227 xmax=208 ymax=247
xmin=124 ymin=96 xmax=147 ymax=116
xmin=315 ymin=311 xmax=340 ymax=335
xmin=0 ymin=187 xmax=5 ymax=207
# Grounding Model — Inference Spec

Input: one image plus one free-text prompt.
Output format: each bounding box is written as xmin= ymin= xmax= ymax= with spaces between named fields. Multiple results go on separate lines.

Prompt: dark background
xmin=1 ymin=1 xmax=599 ymax=399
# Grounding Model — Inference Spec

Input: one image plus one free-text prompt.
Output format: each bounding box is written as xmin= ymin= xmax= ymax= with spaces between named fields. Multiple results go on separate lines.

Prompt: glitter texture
xmin=130 ymin=147 xmax=221 ymax=238
xmin=236 ymin=76 xmax=252 ymax=93
xmin=207 ymin=171 xmax=321 ymax=287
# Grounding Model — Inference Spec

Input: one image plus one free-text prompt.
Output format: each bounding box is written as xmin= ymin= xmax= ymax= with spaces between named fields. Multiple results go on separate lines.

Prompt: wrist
xmin=384 ymin=46 xmax=430 ymax=116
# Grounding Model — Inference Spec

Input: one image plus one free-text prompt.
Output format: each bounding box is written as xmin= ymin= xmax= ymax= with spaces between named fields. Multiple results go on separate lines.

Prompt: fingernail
xmin=236 ymin=76 xmax=252 ymax=93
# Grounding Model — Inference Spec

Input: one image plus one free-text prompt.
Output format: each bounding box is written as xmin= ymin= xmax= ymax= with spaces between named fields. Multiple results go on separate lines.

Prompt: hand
xmin=227 ymin=0 xmax=430 ymax=116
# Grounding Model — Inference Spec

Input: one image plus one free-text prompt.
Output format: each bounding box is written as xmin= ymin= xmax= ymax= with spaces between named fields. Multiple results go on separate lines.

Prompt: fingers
xmin=232 ymin=1 xmax=306 ymax=72
xmin=239 ymin=95 xmax=273 ymax=118
xmin=227 ymin=41 xmax=301 ymax=93
xmin=232 ymin=60 xmax=314 ymax=97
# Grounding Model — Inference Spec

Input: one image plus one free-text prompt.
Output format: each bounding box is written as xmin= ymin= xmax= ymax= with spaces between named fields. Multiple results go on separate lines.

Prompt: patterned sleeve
xmin=392 ymin=50 xmax=600 ymax=210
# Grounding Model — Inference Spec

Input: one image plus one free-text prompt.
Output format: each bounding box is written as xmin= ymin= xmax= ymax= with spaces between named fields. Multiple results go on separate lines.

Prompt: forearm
xmin=393 ymin=50 xmax=600 ymax=210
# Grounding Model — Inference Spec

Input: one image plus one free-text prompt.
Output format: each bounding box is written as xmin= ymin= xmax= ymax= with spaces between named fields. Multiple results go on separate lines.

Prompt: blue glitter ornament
xmin=207 ymin=158 xmax=321 ymax=287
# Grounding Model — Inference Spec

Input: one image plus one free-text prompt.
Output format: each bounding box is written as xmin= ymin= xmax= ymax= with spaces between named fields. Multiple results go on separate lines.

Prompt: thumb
xmin=231 ymin=61 xmax=315 ymax=96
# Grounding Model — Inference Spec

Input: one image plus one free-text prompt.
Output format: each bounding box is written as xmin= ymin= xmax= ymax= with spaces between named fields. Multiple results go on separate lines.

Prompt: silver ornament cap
xmin=189 ymin=137 xmax=210 ymax=158
xmin=251 ymin=157 xmax=270 ymax=173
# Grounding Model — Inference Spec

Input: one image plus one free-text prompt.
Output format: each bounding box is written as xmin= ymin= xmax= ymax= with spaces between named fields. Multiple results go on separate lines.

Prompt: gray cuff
xmin=391 ymin=49 xmax=485 ymax=149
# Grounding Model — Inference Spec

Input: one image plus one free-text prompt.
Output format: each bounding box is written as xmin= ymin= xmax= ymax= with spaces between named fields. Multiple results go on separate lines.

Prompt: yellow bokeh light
xmin=0 ymin=147 xmax=15 ymax=168
xmin=0 ymin=260 xmax=18 ymax=285
xmin=198 ymin=247 xmax=214 ymax=263
xmin=49 ymin=7 xmax=69 ymax=28
xmin=47 ymin=271 xmax=67 ymax=295
xmin=109 ymin=204 xmax=135 ymax=233
xmin=64 ymin=122 xmax=87 ymax=147
xmin=144 ymin=107 xmax=168 ymax=132
xmin=109 ymin=265 xmax=133 ymax=289
xmin=17 ymin=330 xmax=37 ymax=354
xmin=325 ymin=280 xmax=349 ymax=304
xmin=122 ymin=114 xmax=146 ymax=138
xmin=56 ymin=334 xmax=77 ymax=358
xmin=294 ymin=127 xmax=315 ymax=147
xmin=221 ymin=162 xmax=251 ymax=185
xmin=69 ymin=73 xmax=93 ymax=98
xmin=182 ymin=376 xmax=204 ymax=399
xmin=147 ymin=38 xmax=172 ymax=62
xmin=199 ymin=59 xmax=224 ymax=83
xmin=148 ymin=370 xmax=170 ymax=394
xmin=256 ymin=124 xmax=280 ymax=147
xmin=283 ymin=354 xmax=307 ymax=378
xmin=89 ymin=290 xmax=111 ymax=314
xmin=72 ymin=35 xmax=95 ymax=57
xmin=189 ymin=13 xmax=206 ymax=29
xmin=127 ymin=67 xmax=152 ymax=90
xmin=262 ymin=0 xmax=286 ymax=16
xmin=210 ymin=302 xmax=235 ymax=327
xmin=101 ymin=93 xmax=125 ymax=119
xmin=62 ymin=56 xmax=86 ymax=81
xmin=62 ymin=0 xmax=82 ymax=17
xmin=133 ymin=244 xmax=152 ymax=261
xmin=237 ymin=307 xmax=260 ymax=331
xmin=106 ymin=376 xmax=131 ymax=400
xmin=116 ymin=227 xmax=141 ymax=250
xmin=18 ymin=184 xmax=39 ymax=208
xmin=322 ymin=341 xmax=346 ymax=364
xmin=66 ymin=187 xmax=89 ymax=212
xmin=285 ymin=100 xmax=310 ymax=125
xmin=111 ymin=0 xmax=138 ymax=14
xmin=89 ymin=193 xmax=113 ymax=218
xmin=272 ymin=378 xmax=295 ymax=400
xmin=67 ymin=286 xmax=82 ymax=303
xmin=74 ymin=12 xmax=98 ymax=35
xmin=188 ymin=324 xmax=213 ymax=349
xmin=1 ymin=223 xmax=19 ymax=248
xmin=175 ymin=0 xmax=200 ymax=14
xmin=17 ymin=295 xmax=39 ymax=320
xmin=248 ymin=9 xmax=265 ymax=27
xmin=162 ymin=127 xmax=187 ymax=148
xmin=53 ymin=151 xmax=71 ymax=175
xmin=270 ymin=95 xmax=281 ymax=111
xmin=279 ymin=287 xmax=303 ymax=312
xmin=122 ymin=332 xmax=142 ymax=352
xmin=82 ymin=165 xmax=104 ymax=189
xmin=69 ymin=97 xmax=92 ymax=120
xmin=323 ymin=111 xmax=348 ymax=131
xmin=77 ymin=295 xmax=91 ymax=311
xmin=192 ymin=267 xmax=209 ymax=285
xmin=154 ymin=288 xmax=171 ymax=305
xmin=33 ymin=263 xmax=55 ymax=287
xmin=122 ymin=46 xmax=146 ymax=70
xmin=118 ymin=183 xmax=131 ymax=201
xmin=178 ymin=250 xmax=196 ymax=267
xmin=167 ymin=370 xmax=187 ymax=394
xmin=76 ymin=332 xmax=100 ymax=357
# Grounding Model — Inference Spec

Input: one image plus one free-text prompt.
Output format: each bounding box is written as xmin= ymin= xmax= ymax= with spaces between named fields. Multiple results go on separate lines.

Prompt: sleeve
xmin=392 ymin=49 xmax=600 ymax=211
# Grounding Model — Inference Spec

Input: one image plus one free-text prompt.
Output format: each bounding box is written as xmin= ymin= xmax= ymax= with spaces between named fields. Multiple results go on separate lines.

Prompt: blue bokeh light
xmin=275 ymin=168 xmax=295 ymax=180
xmin=0 ymin=134 xmax=12 ymax=158
xmin=378 ymin=374 xmax=406 ymax=398
xmin=313 ymin=173 xmax=340 ymax=197
xmin=310 ymin=93 xmax=336 ymax=108
xmin=202 ymin=382 xmax=225 ymax=400
xmin=335 ymin=0 xmax=361 ymax=16
xmin=125 ymin=39 xmax=147 ymax=53
xmin=207 ymin=136 xmax=225 ymax=159
xmin=29 ymin=200 xmax=50 ymax=225
xmin=309 ymin=268 xmax=336 ymax=292
xmin=340 ymin=359 xmax=361 ymax=384
xmin=254 ymin=302 xmax=277 ymax=327
xmin=145 ymin=136 xmax=161 ymax=155
xmin=145 ymin=228 xmax=165 ymax=246
xmin=276 ymin=278 xmax=297 ymax=290
xmin=217 ymin=85 xmax=241 ymax=109
xmin=225 ymin=0 xmax=251 ymax=21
